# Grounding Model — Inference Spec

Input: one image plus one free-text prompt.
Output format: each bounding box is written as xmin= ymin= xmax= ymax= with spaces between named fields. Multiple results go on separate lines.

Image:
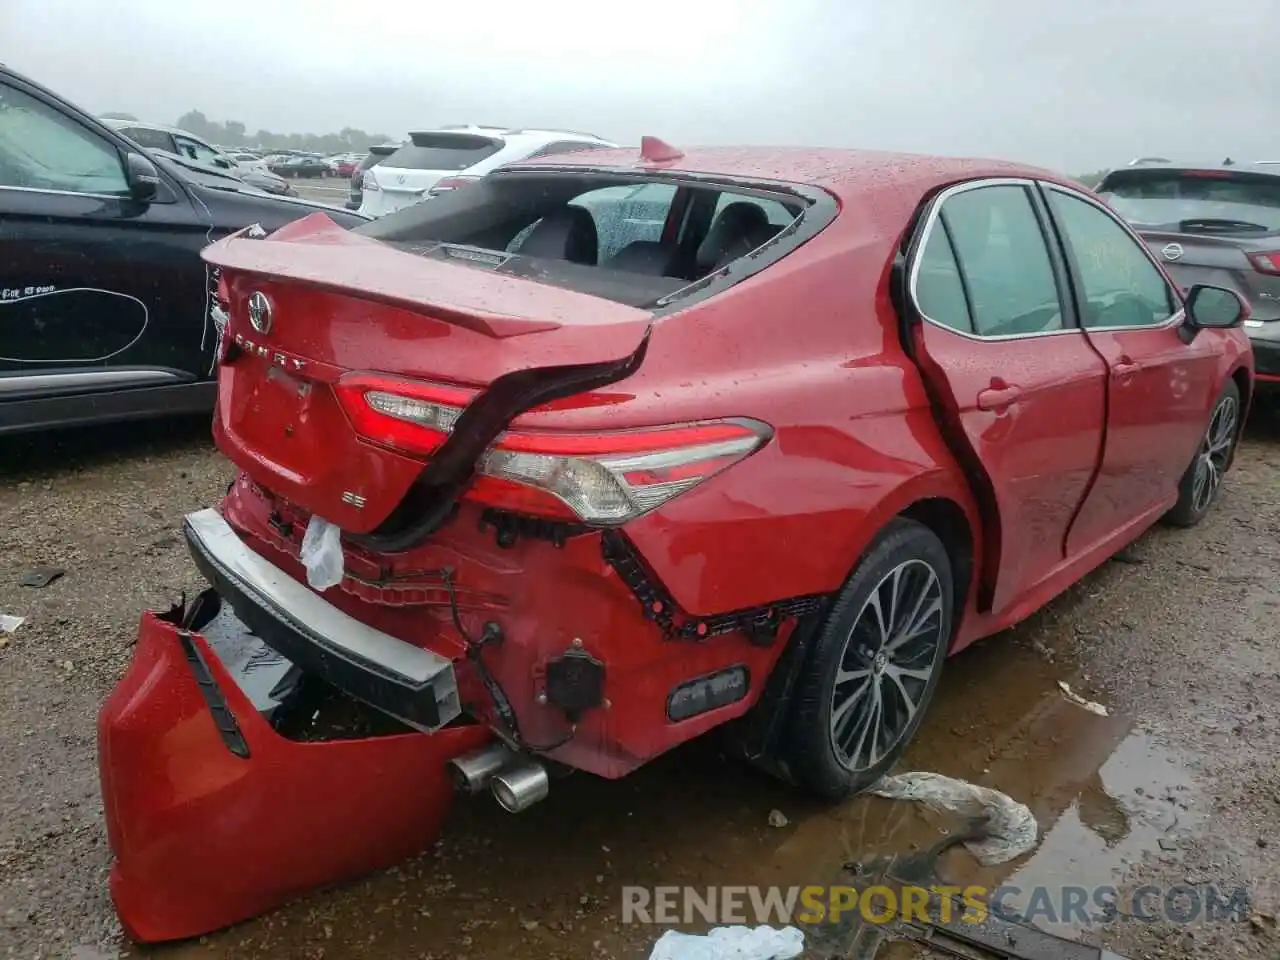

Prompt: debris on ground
xmin=1058 ymin=680 xmax=1109 ymax=716
xmin=869 ymin=772 xmax=1038 ymax=865
xmin=647 ymin=925 xmax=803 ymax=960
xmin=0 ymin=613 xmax=24 ymax=636
xmin=18 ymin=565 xmax=65 ymax=588
xmin=767 ymin=809 xmax=789 ymax=828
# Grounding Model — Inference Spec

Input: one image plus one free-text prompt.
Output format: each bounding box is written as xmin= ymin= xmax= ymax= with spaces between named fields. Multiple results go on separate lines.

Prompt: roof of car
xmin=513 ymin=145 xmax=1067 ymax=203
xmin=1110 ymin=159 xmax=1280 ymax=176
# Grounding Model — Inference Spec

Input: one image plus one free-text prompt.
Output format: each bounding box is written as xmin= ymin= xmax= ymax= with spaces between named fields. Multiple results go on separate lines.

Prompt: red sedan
xmin=100 ymin=141 xmax=1253 ymax=938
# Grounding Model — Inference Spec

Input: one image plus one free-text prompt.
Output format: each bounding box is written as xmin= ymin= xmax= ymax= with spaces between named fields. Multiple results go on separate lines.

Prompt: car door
xmin=0 ymin=77 xmax=217 ymax=415
xmin=1040 ymin=183 xmax=1222 ymax=555
xmin=906 ymin=179 xmax=1109 ymax=616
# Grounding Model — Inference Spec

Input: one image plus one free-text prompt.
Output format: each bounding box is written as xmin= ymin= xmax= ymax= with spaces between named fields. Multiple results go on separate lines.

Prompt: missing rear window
xmin=358 ymin=170 xmax=815 ymax=308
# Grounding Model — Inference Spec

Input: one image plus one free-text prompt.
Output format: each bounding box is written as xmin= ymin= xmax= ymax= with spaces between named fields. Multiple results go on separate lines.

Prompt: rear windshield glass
xmin=383 ymin=133 xmax=503 ymax=171
xmin=356 ymin=172 xmax=806 ymax=307
xmin=358 ymin=149 xmax=395 ymax=172
xmin=1099 ymin=169 xmax=1280 ymax=234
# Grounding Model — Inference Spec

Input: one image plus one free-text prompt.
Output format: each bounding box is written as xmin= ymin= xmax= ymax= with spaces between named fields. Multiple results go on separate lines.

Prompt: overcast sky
xmin=3 ymin=0 xmax=1276 ymax=174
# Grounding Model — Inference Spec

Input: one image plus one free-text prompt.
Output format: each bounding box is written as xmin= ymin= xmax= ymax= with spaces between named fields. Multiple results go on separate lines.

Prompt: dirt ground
xmin=1 ymin=411 xmax=1278 ymax=960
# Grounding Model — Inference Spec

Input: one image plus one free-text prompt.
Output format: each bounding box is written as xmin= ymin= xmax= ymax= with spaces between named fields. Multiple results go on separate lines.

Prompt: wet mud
xmin=1 ymin=415 xmax=1278 ymax=959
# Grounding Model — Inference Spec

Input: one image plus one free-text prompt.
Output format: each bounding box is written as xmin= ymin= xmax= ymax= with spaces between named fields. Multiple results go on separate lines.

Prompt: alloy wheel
xmin=828 ymin=559 xmax=945 ymax=772
xmin=1191 ymin=394 xmax=1238 ymax=515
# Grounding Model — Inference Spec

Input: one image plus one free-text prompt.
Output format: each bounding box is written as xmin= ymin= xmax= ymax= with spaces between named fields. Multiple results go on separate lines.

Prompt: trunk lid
xmin=201 ymin=213 xmax=652 ymax=533
xmin=1132 ymin=228 xmax=1280 ymax=320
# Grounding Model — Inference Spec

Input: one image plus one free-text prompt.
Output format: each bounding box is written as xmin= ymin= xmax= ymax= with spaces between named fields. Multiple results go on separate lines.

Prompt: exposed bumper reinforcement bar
xmin=182 ymin=507 xmax=460 ymax=732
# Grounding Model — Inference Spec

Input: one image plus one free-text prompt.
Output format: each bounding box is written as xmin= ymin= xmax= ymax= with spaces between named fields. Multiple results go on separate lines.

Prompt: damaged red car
xmin=99 ymin=140 xmax=1254 ymax=941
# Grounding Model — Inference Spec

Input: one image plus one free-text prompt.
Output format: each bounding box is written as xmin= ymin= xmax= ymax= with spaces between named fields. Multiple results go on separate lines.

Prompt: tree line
xmin=101 ymin=110 xmax=397 ymax=154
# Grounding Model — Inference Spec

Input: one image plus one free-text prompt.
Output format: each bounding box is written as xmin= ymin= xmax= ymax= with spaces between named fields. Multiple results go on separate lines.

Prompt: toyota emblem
xmin=1161 ymin=242 xmax=1184 ymax=262
xmin=247 ymin=291 xmax=273 ymax=335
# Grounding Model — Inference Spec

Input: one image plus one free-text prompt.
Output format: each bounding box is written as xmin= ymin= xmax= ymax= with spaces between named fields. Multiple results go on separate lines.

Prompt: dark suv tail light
xmin=333 ymin=374 xmax=771 ymax=525
xmin=1247 ymin=251 xmax=1280 ymax=275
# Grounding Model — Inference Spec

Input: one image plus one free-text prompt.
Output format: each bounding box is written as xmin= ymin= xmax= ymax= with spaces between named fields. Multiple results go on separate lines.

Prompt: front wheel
xmin=782 ymin=519 xmax=954 ymax=800
xmin=1165 ymin=380 xmax=1241 ymax=528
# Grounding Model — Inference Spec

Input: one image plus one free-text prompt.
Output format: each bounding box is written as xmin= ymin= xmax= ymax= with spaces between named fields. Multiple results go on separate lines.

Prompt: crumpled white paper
xmin=0 ymin=614 xmax=24 ymax=633
xmin=869 ymin=771 xmax=1038 ymax=865
xmin=299 ymin=515 xmax=344 ymax=591
xmin=647 ymin=925 xmax=803 ymax=960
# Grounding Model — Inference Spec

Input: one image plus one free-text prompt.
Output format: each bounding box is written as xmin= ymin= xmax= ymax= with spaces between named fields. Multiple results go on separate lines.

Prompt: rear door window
xmin=920 ymin=184 xmax=1065 ymax=338
xmin=384 ymin=134 xmax=504 ymax=171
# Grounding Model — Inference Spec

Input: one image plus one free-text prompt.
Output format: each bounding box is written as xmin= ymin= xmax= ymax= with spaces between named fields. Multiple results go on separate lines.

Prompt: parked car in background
xmin=1097 ymin=161 xmax=1280 ymax=400
xmin=152 ymin=149 xmax=294 ymax=196
xmin=358 ymin=126 xmax=617 ymax=217
xmin=0 ymin=65 xmax=369 ymax=435
xmin=156 ymin=142 xmax=1253 ymax=853
xmin=330 ymin=153 xmax=363 ymax=177
xmin=103 ymin=118 xmax=241 ymax=173
xmin=270 ymin=154 xmax=330 ymax=178
xmin=346 ymin=143 xmax=399 ymax=210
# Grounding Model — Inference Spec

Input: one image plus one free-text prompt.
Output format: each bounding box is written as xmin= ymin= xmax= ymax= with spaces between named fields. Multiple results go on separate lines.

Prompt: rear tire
xmin=782 ymin=519 xmax=954 ymax=800
xmin=1165 ymin=380 xmax=1241 ymax=528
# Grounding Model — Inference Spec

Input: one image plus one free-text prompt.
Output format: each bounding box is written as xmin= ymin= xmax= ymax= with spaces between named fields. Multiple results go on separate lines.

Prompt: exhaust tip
xmin=490 ymin=762 xmax=550 ymax=813
xmin=448 ymin=743 xmax=517 ymax=794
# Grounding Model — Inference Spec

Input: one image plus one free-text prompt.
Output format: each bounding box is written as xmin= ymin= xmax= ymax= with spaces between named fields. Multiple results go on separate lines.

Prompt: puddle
xmin=140 ymin=606 xmax=1203 ymax=960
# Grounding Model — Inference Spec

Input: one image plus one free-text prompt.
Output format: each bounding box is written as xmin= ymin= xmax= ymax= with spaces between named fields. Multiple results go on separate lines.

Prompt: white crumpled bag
xmin=869 ymin=771 xmax=1038 ymax=865
xmin=299 ymin=515 xmax=344 ymax=590
xmin=648 ymin=925 xmax=803 ymax=960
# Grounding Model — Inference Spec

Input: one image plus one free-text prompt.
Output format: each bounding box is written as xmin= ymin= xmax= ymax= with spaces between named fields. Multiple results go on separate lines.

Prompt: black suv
xmin=0 ymin=65 xmax=369 ymax=435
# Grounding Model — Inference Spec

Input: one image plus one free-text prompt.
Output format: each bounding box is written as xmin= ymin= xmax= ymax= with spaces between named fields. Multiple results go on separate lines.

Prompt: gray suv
xmin=1096 ymin=161 xmax=1280 ymax=398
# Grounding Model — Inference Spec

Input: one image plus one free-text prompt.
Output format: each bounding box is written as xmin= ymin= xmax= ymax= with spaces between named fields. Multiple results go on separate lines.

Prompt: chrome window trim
xmin=1039 ymin=182 xmax=1185 ymax=332
xmin=0 ymin=184 xmax=130 ymax=201
xmin=907 ymin=177 xmax=1078 ymax=343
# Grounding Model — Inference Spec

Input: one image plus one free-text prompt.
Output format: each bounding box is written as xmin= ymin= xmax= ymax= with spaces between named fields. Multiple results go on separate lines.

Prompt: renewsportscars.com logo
xmin=621 ymin=883 xmax=1252 ymax=927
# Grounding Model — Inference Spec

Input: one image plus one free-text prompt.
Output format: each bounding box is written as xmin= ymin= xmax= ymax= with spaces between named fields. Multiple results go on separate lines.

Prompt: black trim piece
xmin=184 ymin=520 xmax=449 ymax=731
xmin=0 ymin=381 xmax=216 ymax=437
xmin=176 ymin=630 xmax=251 ymax=759
xmin=1026 ymin=183 xmax=1082 ymax=330
xmin=350 ymin=334 xmax=651 ymax=553
xmin=599 ymin=530 xmax=828 ymax=642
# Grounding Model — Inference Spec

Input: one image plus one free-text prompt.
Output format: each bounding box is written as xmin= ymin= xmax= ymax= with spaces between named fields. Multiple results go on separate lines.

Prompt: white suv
xmin=358 ymin=126 xmax=616 ymax=218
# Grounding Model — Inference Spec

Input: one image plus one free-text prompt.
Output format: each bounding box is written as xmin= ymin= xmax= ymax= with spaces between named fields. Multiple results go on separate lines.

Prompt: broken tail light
xmin=333 ymin=373 xmax=771 ymax=525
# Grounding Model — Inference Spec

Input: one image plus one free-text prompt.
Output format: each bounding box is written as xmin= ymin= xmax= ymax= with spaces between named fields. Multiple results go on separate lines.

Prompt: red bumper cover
xmin=98 ymin=610 xmax=491 ymax=943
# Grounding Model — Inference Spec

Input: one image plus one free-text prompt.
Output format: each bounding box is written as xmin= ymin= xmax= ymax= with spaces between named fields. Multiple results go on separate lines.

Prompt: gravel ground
xmin=1 ymin=411 xmax=1278 ymax=960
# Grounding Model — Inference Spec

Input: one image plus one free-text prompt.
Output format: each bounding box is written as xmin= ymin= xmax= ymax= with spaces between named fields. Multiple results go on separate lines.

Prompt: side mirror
xmin=1185 ymin=284 xmax=1249 ymax=330
xmin=124 ymin=152 xmax=160 ymax=203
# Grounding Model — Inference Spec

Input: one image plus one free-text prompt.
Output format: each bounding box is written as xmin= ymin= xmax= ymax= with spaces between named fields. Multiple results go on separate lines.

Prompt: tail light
xmin=333 ymin=374 xmax=771 ymax=525
xmin=428 ymin=176 xmax=482 ymax=197
xmin=362 ymin=171 xmax=380 ymax=192
xmin=1247 ymin=251 xmax=1280 ymax=275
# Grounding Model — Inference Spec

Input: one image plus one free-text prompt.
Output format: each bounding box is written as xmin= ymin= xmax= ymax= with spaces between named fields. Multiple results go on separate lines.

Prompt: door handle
xmin=976 ymin=379 xmax=1022 ymax=411
xmin=1112 ymin=355 xmax=1141 ymax=380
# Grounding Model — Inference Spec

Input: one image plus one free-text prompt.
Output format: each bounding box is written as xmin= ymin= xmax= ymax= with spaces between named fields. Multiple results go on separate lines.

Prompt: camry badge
xmin=247 ymin=291 xmax=273 ymax=334
xmin=1161 ymin=242 xmax=1184 ymax=262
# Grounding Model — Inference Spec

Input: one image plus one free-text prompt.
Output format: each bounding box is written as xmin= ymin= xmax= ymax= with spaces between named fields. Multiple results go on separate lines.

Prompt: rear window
xmin=383 ymin=133 xmax=504 ymax=172
xmin=357 ymin=172 xmax=807 ymax=308
xmin=1099 ymin=169 xmax=1280 ymax=234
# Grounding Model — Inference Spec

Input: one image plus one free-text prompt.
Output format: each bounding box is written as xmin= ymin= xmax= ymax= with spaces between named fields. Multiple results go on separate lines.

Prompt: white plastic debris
xmin=869 ymin=771 xmax=1038 ymax=865
xmin=0 ymin=614 xmax=24 ymax=632
xmin=648 ymin=925 xmax=804 ymax=960
xmin=299 ymin=515 xmax=344 ymax=591
xmin=1058 ymin=681 xmax=1109 ymax=716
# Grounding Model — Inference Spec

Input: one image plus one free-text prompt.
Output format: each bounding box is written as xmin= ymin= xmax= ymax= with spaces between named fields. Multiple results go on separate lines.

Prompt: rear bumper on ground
xmin=183 ymin=507 xmax=460 ymax=731
xmin=98 ymin=605 xmax=491 ymax=942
